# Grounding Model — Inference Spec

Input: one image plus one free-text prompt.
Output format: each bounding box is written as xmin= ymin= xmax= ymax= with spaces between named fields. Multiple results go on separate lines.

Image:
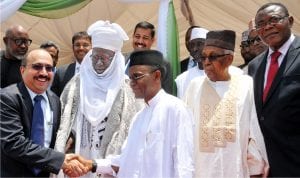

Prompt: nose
xmin=39 ymin=67 xmax=48 ymax=75
xmin=96 ymin=58 xmax=104 ymax=65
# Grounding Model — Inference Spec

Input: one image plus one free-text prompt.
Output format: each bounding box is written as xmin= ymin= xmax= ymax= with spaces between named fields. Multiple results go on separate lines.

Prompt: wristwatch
xmin=91 ymin=159 xmax=97 ymax=173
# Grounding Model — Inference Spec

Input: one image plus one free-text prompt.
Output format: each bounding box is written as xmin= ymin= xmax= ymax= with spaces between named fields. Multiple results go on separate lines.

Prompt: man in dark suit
xmin=0 ymin=49 xmax=85 ymax=177
xmin=248 ymin=2 xmax=300 ymax=176
xmin=51 ymin=31 xmax=91 ymax=96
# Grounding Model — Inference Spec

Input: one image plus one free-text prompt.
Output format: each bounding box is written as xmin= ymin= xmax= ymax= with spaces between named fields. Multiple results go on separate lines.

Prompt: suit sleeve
xmin=0 ymin=92 xmax=65 ymax=174
xmin=51 ymin=70 xmax=61 ymax=97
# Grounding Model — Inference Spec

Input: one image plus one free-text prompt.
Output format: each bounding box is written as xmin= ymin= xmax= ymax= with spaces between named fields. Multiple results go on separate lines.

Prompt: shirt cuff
xmin=95 ymin=159 xmax=114 ymax=175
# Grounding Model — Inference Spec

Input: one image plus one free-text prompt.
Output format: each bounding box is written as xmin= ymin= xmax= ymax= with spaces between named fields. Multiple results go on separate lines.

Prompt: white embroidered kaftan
xmin=185 ymin=75 xmax=269 ymax=178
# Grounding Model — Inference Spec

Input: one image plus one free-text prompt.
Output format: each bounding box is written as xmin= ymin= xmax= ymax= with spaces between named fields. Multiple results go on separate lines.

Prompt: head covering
xmin=129 ymin=50 xmax=164 ymax=67
xmin=241 ymin=30 xmax=250 ymax=42
xmin=205 ymin=30 xmax=236 ymax=51
xmin=87 ymin=20 xmax=129 ymax=51
xmin=248 ymin=18 xmax=256 ymax=30
xmin=190 ymin=27 xmax=208 ymax=40
xmin=79 ymin=20 xmax=128 ymax=126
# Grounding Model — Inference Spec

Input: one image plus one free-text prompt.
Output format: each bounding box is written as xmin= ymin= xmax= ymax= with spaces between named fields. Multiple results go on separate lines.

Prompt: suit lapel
xmin=47 ymin=91 xmax=59 ymax=147
xmin=18 ymin=82 xmax=33 ymax=122
xmin=254 ymin=52 xmax=268 ymax=112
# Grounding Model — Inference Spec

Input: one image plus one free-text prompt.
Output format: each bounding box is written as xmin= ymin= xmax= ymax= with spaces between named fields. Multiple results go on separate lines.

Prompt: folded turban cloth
xmin=87 ymin=20 xmax=129 ymax=51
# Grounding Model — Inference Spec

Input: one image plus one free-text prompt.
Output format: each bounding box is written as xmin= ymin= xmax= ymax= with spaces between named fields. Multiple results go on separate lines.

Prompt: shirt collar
xmin=25 ymin=86 xmax=48 ymax=103
xmin=146 ymin=89 xmax=164 ymax=107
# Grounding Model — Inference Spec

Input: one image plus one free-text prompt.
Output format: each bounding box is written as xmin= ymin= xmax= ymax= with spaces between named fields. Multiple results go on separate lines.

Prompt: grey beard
xmin=12 ymin=54 xmax=25 ymax=60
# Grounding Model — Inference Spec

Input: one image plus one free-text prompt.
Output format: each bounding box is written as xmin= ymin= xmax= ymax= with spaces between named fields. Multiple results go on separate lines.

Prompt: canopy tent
xmin=1 ymin=0 xmax=300 ymax=66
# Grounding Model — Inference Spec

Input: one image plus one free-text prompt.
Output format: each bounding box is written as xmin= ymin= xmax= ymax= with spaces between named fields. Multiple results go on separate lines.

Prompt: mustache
xmin=34 ymin=75 xmax=51 ymax=81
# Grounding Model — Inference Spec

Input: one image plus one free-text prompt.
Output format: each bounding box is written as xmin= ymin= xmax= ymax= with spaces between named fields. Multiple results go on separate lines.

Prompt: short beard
xmin=12 ymin=53 xmax=25 ymax=60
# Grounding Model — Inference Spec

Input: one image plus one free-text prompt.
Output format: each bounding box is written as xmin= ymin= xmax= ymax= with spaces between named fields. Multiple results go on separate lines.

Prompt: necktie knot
xmin=34 ymin=95 xmax=43 ymax=102
xmin=271 ymin=51 xmax=281 ymax=64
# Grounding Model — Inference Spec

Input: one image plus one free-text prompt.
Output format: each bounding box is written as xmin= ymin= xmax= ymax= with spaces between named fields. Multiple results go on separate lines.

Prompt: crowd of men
xmin=1 ymin=2 xmax=300 ymax=178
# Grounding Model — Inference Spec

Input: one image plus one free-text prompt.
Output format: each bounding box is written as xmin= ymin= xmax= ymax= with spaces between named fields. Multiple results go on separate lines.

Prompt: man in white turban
xmin=54 ymin=20 xmax=142 ymax=177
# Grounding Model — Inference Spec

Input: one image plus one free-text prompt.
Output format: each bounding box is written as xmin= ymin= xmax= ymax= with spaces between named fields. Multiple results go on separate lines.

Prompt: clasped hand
xmin=62 ymin=154 xmax=93 ymax=177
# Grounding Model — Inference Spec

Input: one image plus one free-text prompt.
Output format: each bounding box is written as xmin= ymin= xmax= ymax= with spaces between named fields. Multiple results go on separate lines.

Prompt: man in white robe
xmin=54 ymin=20 xmax=142 ymax=177
xmin=175 ymin=27 xmax=208 ymax=99
xmin=185 ymin=30 xmax=269 ymax=178
xmin=74 ymin=50 xmax=194 ymax=178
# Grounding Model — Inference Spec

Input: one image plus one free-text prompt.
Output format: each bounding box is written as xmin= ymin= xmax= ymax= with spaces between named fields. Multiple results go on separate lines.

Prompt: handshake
xmin=61 ymin=154 xmax=93 ymax=177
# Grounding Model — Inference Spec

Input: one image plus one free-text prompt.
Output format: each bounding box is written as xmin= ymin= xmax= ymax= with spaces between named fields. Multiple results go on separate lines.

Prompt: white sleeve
xmin=95 ymin=158 xmax=114 ymax=175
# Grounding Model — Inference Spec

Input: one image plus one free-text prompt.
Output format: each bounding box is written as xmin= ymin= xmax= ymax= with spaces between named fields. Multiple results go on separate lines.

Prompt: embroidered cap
xmin=205 ymin=30 xmax=236 ymax=51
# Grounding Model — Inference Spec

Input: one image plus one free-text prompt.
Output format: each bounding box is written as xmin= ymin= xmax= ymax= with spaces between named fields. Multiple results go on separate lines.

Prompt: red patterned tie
xmin=263 ymin=51 xmax=281 ymax=102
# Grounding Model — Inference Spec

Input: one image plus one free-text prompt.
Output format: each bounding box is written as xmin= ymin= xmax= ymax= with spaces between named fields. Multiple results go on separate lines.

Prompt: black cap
xmin=205 ymin=30 xmax=236 ymax=51
xmin=129 ymin=50 xmax=164 ymax=68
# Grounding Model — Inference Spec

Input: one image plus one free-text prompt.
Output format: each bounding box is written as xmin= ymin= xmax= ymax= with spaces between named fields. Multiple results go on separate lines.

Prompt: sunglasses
xmin=129 ymin=69 xmax=158 ymax=81
xmin=10 ymin=38 xmax=32 ymax=46
xmin=199 ymin=54 xmax=231 ymax=62
xmin=29 ymin=63 xmax=54 ymax=72
xmin=90 ymin=54 xmax=114 ymax=64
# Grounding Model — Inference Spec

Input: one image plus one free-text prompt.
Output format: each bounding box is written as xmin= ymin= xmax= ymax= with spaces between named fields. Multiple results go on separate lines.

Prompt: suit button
xmin=260 ymin=116 xmax=265 ymax=121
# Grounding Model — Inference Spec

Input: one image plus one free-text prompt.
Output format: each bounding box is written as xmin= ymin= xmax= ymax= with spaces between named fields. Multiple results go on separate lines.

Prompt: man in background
xmin=125 ymin=21 xmax=173 ymax=94
xmin=51 ymin=31 xmax=91 ymax=96
xmin=40 ymin=41 xmax=60 ymax=72
xmin=175 ymin=27 xmax=208 ymax=98
xmin=1 ymin=25 xmax=32 ymax=88
xmin=180 ymin=25 xmax=201 ymax=73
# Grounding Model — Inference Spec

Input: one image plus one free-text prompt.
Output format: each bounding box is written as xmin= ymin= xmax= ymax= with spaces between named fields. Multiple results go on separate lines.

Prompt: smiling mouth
xmin=265 ymin=32 xmax=278 ymax=39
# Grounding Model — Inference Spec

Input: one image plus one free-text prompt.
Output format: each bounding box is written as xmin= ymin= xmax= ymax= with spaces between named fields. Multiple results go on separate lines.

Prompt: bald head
xmin=3 ymin=25 xmax=31 ymax=60
xmin=5 ymin=25 xmax=28 ymax=37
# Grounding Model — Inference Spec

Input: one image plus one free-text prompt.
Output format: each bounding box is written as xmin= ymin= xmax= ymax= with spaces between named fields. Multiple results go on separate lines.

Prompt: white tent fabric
xmin=0 ymin=0 xmax=26 ymax=23
xmin=1 ymin=0 xmax=299 ymax=66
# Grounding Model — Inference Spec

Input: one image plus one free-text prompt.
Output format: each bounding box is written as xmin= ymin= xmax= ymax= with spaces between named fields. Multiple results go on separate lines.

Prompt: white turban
xmin=87 ymin=20 xmax=129 ymax=51
xmin=190 ymin=27 xmax=209 ymax=41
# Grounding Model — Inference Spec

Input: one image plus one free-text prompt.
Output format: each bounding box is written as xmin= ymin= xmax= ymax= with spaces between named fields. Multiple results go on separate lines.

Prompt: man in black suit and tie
xmin=248 ymin=2 xmax=300 ymax=177
xmin=51 ymin=31 xmax=92 ymax=96
xmin=0 ymin=49 xmax=86 ymax=177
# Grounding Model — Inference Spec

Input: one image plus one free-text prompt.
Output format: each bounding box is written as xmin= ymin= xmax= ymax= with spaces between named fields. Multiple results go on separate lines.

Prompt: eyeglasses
xmin=29 ymin=63 xmax=54 ymax=72
xmin=200 ymin=54 xmax=231 ymax=62
xmin=240 ymin=41 xmax=250 ymax=48
xmin=10 ymin=38 xmax=32 ymax=46
xmin=255 ymin=16 xmax=288 ymax=30
xmin=73 ymin=44 xmax=91 ymax=49
xmin=90 ymin=54 xmax=114 ymax=64
xmin=129 ymin=69 xmax=157 ymax=81
xmin=248 ymin=36 xmax=262 ymax=45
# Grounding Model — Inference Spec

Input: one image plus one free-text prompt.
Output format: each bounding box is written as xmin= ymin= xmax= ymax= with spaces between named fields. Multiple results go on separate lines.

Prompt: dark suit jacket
xmin=0 ymin=82 xmax=64 ymax=177
xmin=248 ymin=36 xmax=300 ymax=177
xmin=0 ymin=50 xmax=22 ymax=88
xmin=180 ymin=56 xmax=190 ymax=73
xmin=51 ymin=62 xmax=76 ymax=97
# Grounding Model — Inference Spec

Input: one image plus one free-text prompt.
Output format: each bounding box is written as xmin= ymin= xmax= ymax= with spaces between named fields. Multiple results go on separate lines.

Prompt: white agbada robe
xmin=175 ymin=65 xmax=243 ymax=99
xmin=96 ymin=90 xmax=194 ymax=178
xmin=175 ymin=65 xmax=205 ymax=99
xmin=185 ymin=75 xmax=269 ymax=178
